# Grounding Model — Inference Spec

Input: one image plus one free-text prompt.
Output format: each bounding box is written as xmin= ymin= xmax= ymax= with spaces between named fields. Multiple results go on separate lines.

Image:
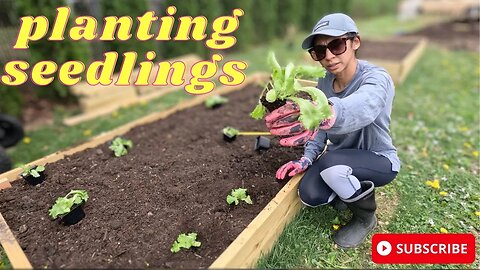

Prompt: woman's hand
xmin=276 ymin=157 xmax=312 ymax=180
xmin=265 ymin=102 xmax=316 ymax=146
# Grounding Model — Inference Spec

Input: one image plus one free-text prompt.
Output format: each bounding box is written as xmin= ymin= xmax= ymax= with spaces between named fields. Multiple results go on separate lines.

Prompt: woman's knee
xmin=297 ymin=186 xmax=335 ymax=207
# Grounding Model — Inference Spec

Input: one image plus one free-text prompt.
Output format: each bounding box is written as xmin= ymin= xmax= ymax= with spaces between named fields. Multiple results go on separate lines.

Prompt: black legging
xmin=298 ymin=149 xmax=397 ymax=207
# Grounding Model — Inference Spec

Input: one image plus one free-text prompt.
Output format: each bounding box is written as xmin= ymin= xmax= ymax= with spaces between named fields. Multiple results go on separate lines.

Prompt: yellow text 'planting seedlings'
xmin=2 ymin=6 xmax=248 ymax=95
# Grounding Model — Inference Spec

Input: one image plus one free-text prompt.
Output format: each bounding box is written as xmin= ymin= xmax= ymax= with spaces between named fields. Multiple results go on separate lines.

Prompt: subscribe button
xmin=372 ymin=233 xmax=476 ymax=264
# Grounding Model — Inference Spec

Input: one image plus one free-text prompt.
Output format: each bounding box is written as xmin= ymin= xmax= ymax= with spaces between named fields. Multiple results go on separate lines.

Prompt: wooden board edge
xmin=0 ymin=213 xmax=32 ymax=269
xmin=210 ymin=174 xmax=303 ymax=268
xmin=399 ymin=38 xmax=428 ymax=83
xmin=0 ymin=72 xmax=271 ymax=185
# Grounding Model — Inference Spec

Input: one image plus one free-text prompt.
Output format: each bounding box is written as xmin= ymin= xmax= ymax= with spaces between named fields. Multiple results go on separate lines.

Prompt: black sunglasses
xmin=308 ymin=36 xmax=355 ymax=61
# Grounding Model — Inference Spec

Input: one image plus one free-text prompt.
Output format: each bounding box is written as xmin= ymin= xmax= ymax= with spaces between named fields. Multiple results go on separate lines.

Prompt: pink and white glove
xmin=276 ymin=156 xmax=312 ymax=180
xmin=265 ymin=102 xmax=317 ymax=147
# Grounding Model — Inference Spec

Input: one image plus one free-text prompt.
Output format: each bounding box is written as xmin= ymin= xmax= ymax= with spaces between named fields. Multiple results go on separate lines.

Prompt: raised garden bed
xmin=357 ymin=37 xmax=427 ymax=85
xmin=0 ymin=74 xmax=311 ymax=269
xmin=303 ymin=36 xmax=427 ymax=85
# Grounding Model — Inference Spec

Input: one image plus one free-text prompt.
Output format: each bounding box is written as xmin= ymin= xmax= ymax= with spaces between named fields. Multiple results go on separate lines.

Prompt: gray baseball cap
xmin=301 ymin=13 xmax=359 ymax=49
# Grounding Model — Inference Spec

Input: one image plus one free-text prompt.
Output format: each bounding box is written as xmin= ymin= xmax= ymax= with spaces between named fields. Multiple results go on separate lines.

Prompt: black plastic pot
xmin=223 ymin=134 xmax=236 ymax=142
xmin=21 ymin=167 xmax=46 ymax=186
xmin=59 ymin=203 xmax=86 ymax=225
xmin=260 ymin=93 xmax=286 ymax=113
xmin=254 ymin=136 xmax=270 ymax=151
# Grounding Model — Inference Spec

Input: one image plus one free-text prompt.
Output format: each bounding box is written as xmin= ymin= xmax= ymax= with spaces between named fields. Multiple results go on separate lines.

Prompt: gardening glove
xmin=276 ymin=156 xmax=312 ymax=180
xmin=265 ymin=102 xmax=316 ymax=147
xmin=318 ymin=103 xmax=336 ymax=130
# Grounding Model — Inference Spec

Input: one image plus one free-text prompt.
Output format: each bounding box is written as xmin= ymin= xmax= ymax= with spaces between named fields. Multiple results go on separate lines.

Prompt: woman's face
xmin=312 ymin=34 xmax=360 ymax=75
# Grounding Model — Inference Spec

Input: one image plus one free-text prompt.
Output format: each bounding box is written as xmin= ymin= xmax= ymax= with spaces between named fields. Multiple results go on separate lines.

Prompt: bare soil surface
xmin=404 ymin=18 xmax=479 ymax=51
xmin=358 ymin=40 xmax=417 ymax=61
xmin=0 ymin=84 xmax=303 ymax=268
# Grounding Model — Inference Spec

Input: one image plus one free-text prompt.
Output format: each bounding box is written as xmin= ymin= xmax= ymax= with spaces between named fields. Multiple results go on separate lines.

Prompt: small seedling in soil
xmin=250 ymin=51 xmax=332 ymax=130
xmin=222 ymin=126 xmax=270 ymax=142
xmin=21 ymin=165 xmax=46 ymax=185
xmin=109 ymin=137 xmax=133 ymax=157
xmin=205 ymin=95 xmax=229 ymax=109
xmin=171 ymin=232 xmax=201 ymax=253
xmin=49 ymin=190 xmax=89 ymax=219
xmin=223 ymin=126 xmax=239 ymax=140
xmin=226 ymin=188 xmax=253 ymax=205
xmin=21 ymin=165 xmax=45 ymax=178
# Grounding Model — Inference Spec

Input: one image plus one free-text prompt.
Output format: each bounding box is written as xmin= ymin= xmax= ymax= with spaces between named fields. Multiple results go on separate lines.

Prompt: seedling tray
xmin=0 ymin=74 xmax=316 ymax=269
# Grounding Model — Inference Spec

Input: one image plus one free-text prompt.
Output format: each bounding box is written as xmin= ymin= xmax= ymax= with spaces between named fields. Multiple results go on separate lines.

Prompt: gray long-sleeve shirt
xmin=303 ymin=60 xmax=401 ymax=172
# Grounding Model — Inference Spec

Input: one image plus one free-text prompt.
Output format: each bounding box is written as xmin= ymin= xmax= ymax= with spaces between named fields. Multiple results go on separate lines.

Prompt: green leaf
xmin=265 ymin=89 xmax=277 ymax=103
xmin=293 ymin=65 xmax=326 ymax=80
xmin=171 ymin=232 xmax=201 ymax=253
xmin=282 ymin=63 xmax=297 ymax=99
xmin=205 ymin=95 xmax=229 ymax=108
xmin=226 ymin=195 xmax=239 ymax=205
xmin=243 ymin=195 xmax=253 ymax=205
xmin=222 ymin=126 xmax=239 ymax=138
xmin=170 ymin=243 xmax=181 ymax=253
xmin=288 ymin=97 xmax=330 ymax=130
xmin=35 ymin=165 xmax=45 ymax=172
xmin=109 ymin=137 xmax=133 ymax=157
xmin=48 ymin=190 xmax=89 ymax=219
xmin=250 ymin=103 xmax=267 ymax=120
xmin=227 ymin=188 xmax=252 ymax=206
xmin=30 ymin=170 xmax=40 ymax=178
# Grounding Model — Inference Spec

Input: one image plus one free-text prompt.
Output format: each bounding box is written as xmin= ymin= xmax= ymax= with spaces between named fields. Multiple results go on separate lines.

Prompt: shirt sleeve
xmin=303 ymin=131 xmax=327 ymax=161
xmin=327 ymin=73 xmax=390 ymax=135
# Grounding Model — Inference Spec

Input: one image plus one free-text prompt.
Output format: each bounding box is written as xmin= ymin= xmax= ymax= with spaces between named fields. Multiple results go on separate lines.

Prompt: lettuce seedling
xmin=49 ymin=190 xmax=89 ymax=219
xmin=250 ymin=52 xmax=332 ymax=130
xmin=109 ymin=137 xmax=133 ymax=157
xmin=21 ymin=165 xmax=45 ymax=178
xmin=171 ymin=232 xmax=201 ymax=253
xmin=205 ymin=95 xmax=229 ymax=108
xmin=226 ymin=188 xmax=253 ymax=205
xmin=222 ymin=126 xmax=239 ymax=139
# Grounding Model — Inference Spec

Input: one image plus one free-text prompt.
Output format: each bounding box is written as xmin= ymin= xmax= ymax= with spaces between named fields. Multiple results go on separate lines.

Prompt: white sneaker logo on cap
xmin=314 ymin=21 xmax=329 ymax=31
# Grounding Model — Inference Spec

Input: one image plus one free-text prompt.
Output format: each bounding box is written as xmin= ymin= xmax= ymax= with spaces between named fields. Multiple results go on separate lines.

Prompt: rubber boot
xmin=329 ymin=196 xmax=348 ymax=211
xmin=334 ymin=181 xmax=377 ymax=248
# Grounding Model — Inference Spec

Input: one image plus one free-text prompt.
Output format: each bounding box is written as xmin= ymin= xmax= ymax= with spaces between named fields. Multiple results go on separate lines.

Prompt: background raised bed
xmin=0 ymin=77 xmax=305 ymax=268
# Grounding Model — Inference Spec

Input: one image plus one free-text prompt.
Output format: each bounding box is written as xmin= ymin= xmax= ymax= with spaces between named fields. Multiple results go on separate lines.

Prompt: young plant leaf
xmin=251 ymin=51 xmax=331 ymax=131
xmin=21 ymin=165 xmax=46 ymax=178
xmin=227 ymin=188 xmax=253 ymax=206
xmin=205 ymin=95 xmax=229 ymax=108
xmin=49 ymin=190 xmax=89 ymax=219
xmin=265 ymin=89 xmax=277 ymax=103
xmin=222 ymin=127 xmax=239 ymax=138
xmin=171 ymin=232 xmax=201 ymax=253
xmin=109 ymin=137 xmax=133 ymax=157
xmin=250 ymin=103 xmax=267 ymax=120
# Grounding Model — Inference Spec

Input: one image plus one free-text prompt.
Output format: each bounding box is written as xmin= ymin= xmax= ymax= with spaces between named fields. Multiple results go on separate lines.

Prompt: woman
xmin=265 ymin=13 xmax=400 ymax=248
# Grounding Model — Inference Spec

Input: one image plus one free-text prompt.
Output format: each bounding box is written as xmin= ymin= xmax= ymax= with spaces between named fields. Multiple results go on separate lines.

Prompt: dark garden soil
xmin=358 ymin=40 xmax=417 ymax=61
xmin=0 ymin=83 xmax=303 ymax=268
xmin=404 ymin=18 xmax=479 ymax=51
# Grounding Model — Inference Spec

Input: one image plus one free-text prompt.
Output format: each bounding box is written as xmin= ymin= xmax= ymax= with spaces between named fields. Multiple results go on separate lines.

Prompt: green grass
xmin=2 ymin=14 xmax=479 ymax=269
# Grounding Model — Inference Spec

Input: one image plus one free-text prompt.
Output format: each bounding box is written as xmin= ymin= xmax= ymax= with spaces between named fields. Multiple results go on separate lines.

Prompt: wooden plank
xmin=79 ymin=86 xmax=138 ymax=112
xmin=1 ymin=72 xmax=271 ymax=184
xmin=399 ymin=38 xmax=427 ymax=83
xmin=0 ymin=179 xmax=11 ymax=190
xmin=0 ymin=213 xmax=32 ymax=269
xmin=210 ymin=174 xmax=303 ymax=268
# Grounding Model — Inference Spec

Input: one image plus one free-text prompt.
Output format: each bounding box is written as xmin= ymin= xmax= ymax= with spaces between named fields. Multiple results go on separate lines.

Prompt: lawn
xmin=1 ymin=14 xmax=479 ymax=269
